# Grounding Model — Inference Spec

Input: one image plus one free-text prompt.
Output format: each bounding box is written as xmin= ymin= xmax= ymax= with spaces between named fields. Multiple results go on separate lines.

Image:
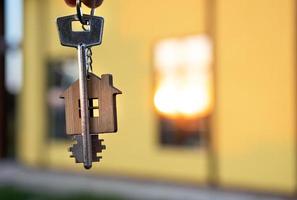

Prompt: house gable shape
xmin=60 ymin=73 xmax=122 ymax=135
xmin=60 ymin=73 xmax=122 ymax=99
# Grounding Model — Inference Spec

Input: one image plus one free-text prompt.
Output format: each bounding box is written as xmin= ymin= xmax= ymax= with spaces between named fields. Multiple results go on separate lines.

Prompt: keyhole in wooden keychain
xmin=78 ymin=99 xmax=99 ymax=118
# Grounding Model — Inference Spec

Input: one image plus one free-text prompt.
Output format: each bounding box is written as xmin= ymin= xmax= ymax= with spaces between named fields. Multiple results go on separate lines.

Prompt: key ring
xmin=76 ymin=0 xmax=86 ymax=25
xmin=76 ymin=0 xmax=96 ymax=25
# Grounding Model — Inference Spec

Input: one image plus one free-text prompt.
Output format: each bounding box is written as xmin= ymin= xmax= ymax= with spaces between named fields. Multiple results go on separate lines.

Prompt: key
xmin=57 ymin=14 xmax=104 ymax=48
xmin=78 ymin=44 xmax=92 ymax=169
xmin=57 ymin=14 xmax=104 ymax=169
xmin=57 ymin=3 xmax=121 ymax=169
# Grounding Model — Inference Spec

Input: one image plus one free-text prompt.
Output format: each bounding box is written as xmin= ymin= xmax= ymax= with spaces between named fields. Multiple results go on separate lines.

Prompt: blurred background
xmin=0 ymin=0 xmax=296 ymax=199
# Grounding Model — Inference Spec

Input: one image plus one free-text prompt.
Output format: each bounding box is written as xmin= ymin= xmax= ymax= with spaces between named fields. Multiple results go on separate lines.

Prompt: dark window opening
xmin=47 ymin=58 xmax=77 ymax=140
xmin=159 ymin=116 xmax=209 ymax=148
xmin=78 ymin=98 xmax=99 ymax=118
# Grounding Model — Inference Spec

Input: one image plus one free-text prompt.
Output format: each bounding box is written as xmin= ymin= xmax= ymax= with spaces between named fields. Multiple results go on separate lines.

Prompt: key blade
xmin=57 ymin=14 xmax=104 ymax=48
xmin=78 ymin=44 xmax=92 ymax=168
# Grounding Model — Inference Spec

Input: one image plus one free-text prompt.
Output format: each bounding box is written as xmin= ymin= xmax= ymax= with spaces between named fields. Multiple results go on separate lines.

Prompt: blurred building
xmin=3 ymin=0 xmax=296 ymax=197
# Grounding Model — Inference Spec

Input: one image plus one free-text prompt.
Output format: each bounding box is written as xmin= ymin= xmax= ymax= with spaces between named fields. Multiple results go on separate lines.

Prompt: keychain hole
xmin=92 ymin=109 xmax=99 ymax=117
xmin=89 ymin=99 xmax=99 ymax=118
xmin=92 ymin=99 xmax=99 ymax=107
xmin=78 ymin=99 xmax=99 ymax=118
xmin=72 ymin=21 xmax=90 ymax=32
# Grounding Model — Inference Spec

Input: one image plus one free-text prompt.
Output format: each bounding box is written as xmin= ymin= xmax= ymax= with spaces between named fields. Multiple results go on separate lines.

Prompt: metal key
xmin=57 ymin=14 xmax=104 ymax=169
xmin=57 ymin=14 xmax=104 ymax=48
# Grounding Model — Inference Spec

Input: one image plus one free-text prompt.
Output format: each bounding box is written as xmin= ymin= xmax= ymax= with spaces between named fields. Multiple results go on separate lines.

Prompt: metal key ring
xmin=90 ymin=0 xmax=96 ymax=16
xmin=76 ymin=0 xmax=87 ymax=25
xmin=77 ymin=0 xmax=97 ymax=29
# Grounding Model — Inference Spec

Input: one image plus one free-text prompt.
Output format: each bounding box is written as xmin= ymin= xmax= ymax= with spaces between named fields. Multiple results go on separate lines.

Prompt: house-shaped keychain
xmin=61 ymin=73 xmax=122 ymax=135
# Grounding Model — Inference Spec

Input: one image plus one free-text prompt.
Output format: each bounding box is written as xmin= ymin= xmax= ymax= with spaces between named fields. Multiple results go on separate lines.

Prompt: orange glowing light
xmin=154 ymin=35 xmax=213 ymax=118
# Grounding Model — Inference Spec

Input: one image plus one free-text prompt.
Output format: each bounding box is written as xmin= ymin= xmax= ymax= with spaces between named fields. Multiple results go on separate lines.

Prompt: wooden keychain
xmin=57 ymin=0 xmax=122 ymax=169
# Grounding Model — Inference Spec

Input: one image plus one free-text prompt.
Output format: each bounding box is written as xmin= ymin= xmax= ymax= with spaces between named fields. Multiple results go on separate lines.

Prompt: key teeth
xmin=68 ymin=134 xmax=106 ymax=164
xmin=93 ymin=157 xmax=102 ymax=162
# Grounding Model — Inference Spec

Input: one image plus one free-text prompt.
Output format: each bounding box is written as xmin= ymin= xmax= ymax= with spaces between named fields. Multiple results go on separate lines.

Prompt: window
xmin=89 ymin=98 xmax=99 ymax=118
xmin=78 ymin=98 xmax=99 ymax=118
xmin=154 ymin=35 xmax=213 ymax=147
xmin=47 ymin=58 xmax=77 ymax=139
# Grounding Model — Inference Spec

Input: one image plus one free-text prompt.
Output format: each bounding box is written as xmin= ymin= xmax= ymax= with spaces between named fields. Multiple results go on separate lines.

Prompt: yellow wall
xmin=215 ymin=0 xmax=296 ymax=193
xmin=19 ymin=0 xmax=48 ymax=166
xmin=19 ymin=0 xmax=296 ymax=194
